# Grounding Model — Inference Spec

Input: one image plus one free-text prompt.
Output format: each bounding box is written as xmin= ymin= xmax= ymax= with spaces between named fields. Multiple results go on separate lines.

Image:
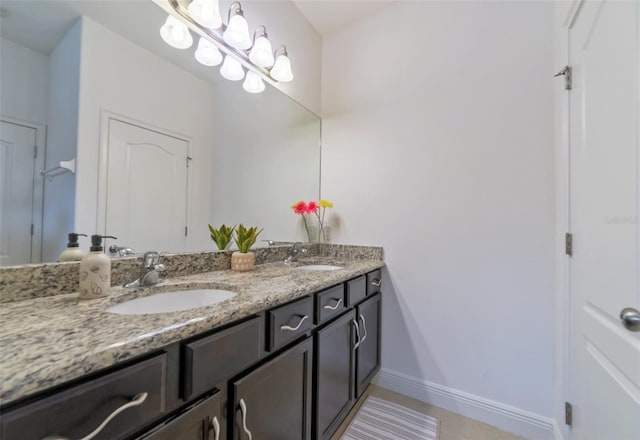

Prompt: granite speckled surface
xmin=0 ymin=248 xmax=383 ymax=406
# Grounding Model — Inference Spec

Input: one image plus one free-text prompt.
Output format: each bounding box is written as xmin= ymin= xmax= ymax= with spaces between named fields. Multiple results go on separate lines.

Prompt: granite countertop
xmin=0 ymin=258 xmax=384 ymax=406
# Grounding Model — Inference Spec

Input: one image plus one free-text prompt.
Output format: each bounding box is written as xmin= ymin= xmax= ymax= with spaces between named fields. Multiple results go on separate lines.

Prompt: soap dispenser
xmin=79 ymin=235 xmax=117 ymax=300
xmin=58 ymin=233 xmax=87 ymax=262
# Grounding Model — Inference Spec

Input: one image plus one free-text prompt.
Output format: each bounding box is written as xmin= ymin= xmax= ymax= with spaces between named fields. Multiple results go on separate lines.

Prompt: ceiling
xmin=291 ymin=0 xmax=395 ymax=36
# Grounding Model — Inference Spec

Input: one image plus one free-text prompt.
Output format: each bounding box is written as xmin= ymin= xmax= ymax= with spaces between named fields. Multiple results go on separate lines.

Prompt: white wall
xmin=322 ymin=1 xmax=556 ymax=437
xmin=43 ymin=21 xmax=82 ymax=261
xmin=75 ymin=16 xmax=218 ymax=251
xmin=0 ymin=37 xmax=49 ymax=125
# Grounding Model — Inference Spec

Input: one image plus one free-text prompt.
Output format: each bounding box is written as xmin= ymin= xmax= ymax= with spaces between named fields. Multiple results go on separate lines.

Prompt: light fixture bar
xmin=167 ymin=0 xmax=275 ymax=82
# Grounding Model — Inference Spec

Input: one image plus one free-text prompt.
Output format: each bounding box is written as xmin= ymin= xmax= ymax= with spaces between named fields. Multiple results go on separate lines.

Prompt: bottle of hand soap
xmin=79 ymin=235 xmax=117 ymax=300
xmin=58 ymin=233 xmax=87 ymax=262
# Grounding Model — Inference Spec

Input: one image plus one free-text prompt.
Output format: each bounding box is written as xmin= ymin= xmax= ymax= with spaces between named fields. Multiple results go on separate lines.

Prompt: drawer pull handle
xmin=352 ymin=319 xmax=362 ymax=350
xmin=239 ymin=398 xmax=253 ymax=440
xmin=359 ymin=314 xmax=368 ymax=343
xmin=43 ymin=392 xmax=148 ymax=440
xmin=371 ymin=279 xmax=382 ymax=287
xmin=210 ymin=415 xmax=221 ymax=440
xmin=280 ymin=314 xmax=308 ymax=332
xmin=323 ymin=298 xmax=343 ymax=311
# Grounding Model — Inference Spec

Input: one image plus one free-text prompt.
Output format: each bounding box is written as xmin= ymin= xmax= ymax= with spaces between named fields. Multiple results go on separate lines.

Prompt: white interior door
xmin=0 ymin=120 xmax=38 ymax=266
xmin=568 ymin=1 xmax=640 ymax=438
xmin=105 ymin=118 xmax=189 ymax=254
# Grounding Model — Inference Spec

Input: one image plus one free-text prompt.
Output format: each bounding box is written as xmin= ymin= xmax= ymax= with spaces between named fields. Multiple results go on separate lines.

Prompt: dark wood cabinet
xmin=139 ymin=392 xmax=222 ymax=440
xmin=355 ymin=293 xmax=381 ymax=398
xmin=314 ymin=310 xmax=356 ymax=440
xmin=231 ymin=337 xmax=313 ymax=440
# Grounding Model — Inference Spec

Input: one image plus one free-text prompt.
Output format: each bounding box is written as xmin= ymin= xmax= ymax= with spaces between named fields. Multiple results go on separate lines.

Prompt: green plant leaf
xmin=208 ymin=224 xmax=236 ymax=250
xmin=234 ymin=224 xmax=263 ymax=253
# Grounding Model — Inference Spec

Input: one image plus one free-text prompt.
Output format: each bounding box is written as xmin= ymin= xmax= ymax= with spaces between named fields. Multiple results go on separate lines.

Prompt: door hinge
xmin=186 ymin=156 xmax=192 ymax=168
xmin=554 ymin=66 xmax=572 ymax=90
xmin=185 ymin=226 xmax=188 ymax=237
xmin=565 ymin=401 xmax=573 ymax=426
xmin=33 ymin=145 xmax=38 ymax=158
xmin=565 ymin=233 xmax=573 ymax=256
xmin=30 ymin=224 xmax=34 ymax=236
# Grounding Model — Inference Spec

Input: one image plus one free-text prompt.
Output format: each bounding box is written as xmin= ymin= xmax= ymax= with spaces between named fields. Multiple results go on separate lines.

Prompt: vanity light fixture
xmin=160 ymin=15 xmax=193 ymax=49
xmin=220 ymin=55 xmax=245 ymax=81
xmin=187 ymin=0 xmax=222 ymax=29
xmin=248 ymin=26 xmax=275 ymax=68
xmin=223 ymin=2 xmax=252 ymax=50
xmin=243 ymin=70 xmax=265 ymax=93
xmin=270 ymin=45 xmax=293 ymax=82
xmin=195 ymin=37 xmax=223 ymax=66
xmin=161 ymin=0 xmax=294 ymax=94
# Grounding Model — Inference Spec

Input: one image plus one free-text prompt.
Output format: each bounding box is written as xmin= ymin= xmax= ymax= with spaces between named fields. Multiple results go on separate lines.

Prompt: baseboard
xmin=376 ymin=368 xmax=557 ymax=440
xmin=552 ymin=419 xmax=565 ymax=440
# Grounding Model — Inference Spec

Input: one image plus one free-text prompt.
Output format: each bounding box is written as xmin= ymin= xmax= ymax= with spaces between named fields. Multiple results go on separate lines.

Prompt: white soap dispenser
xmin=58 ymin=233 xmax=87 ymax=262
xmin=79 ymin=234 xmax=117 ymax=300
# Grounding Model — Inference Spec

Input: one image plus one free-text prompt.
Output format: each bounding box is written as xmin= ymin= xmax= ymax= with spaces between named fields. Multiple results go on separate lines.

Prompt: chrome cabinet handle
xmin=620 ymin=307 xmax=640 ymax=332
xmin=359 ymin=314 xmax=368 ymax=343
xmin=352 ymin=319 xmax=361 ymax=350
xmin=43 ymin=392 xmax=148 ymax=440
xmin=280 ymin=314 xmax=308 ymax=331
xmin=323 ymin=298 xmax=343 ymax=310
xmin=239 ymin=398 xmax=253 ymax=440
xmin=210 ymin=415 xmax=220 ymax=440
xmin=371 ymin=279 xmax=381 ymax=287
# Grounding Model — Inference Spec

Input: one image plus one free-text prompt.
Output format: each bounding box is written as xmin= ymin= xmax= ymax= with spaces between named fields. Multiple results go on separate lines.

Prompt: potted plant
xmin=208 ymin=224 xmax=235 ymax=250
xmin=231 ymin=224 xmax=263 ymax=272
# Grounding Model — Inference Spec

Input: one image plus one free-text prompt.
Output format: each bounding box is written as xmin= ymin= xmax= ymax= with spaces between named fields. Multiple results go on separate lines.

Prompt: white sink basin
xmin=107 ymin=289 xmax=237 ymax=315
xmin=297 ymin=265 xmax=343 ymax=271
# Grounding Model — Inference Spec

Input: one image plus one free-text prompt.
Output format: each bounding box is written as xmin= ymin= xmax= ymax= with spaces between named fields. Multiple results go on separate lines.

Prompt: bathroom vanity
xmin=0 ymin=251 xmax=383 ymax=440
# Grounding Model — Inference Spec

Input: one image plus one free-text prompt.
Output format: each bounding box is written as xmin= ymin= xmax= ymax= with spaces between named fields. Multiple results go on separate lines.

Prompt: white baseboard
xmin=376 ymin=368 xmax=559 ymax=440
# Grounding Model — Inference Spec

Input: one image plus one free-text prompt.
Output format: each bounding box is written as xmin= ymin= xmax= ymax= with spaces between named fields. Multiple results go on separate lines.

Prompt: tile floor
xmin=331 ymin=385 xmax=523 ymax=440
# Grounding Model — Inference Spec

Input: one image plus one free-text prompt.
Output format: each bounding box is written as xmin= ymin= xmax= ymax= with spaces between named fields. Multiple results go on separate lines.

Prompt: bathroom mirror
xmin=0 ymin=0 xmax=320 ymax=265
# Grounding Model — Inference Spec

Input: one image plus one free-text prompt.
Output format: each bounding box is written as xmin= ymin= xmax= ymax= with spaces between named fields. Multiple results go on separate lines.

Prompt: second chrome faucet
xmin=284 ymin=242 xmax=307 ymax=266
xmin=124 ymin=251 xmax=165 ymax=288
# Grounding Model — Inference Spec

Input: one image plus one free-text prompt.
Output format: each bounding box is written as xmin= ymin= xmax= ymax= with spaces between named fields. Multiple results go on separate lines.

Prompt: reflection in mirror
xmin=0 ymin=0 xmax=320 ymax=266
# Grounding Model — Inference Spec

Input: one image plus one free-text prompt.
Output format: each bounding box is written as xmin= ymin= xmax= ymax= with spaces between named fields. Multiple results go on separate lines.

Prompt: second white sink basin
xmin=297 ymin=265 xmax=343 ymax=271
xmin=107 ymin=289 xmax=237 ymax=315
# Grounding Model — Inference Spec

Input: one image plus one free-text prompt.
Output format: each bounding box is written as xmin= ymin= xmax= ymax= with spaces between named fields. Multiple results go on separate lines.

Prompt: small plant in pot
xmin=208 ymin=224 xmax=235 ymax=250
xmin=231 ymin=224 xmax=263 ymax=272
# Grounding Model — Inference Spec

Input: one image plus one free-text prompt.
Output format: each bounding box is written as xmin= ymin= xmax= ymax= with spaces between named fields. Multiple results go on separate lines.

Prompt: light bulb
xmin=187 ymin=0 xmax=222 ymax=29
xmin=160 ymin=15 xmax=193 ymax=49
xmin=220 ymin=55 xmax=245 ymax=81
xmin=270 ymin=53 xmax=293 ymax=82
xmin=223 ymin=13 xmax=252 ymax=50
xmin=249 ymin=35 xmax=274 ymax=68
xmin=195 ymin=37 xmax=222 ymax=66
xmin=243 ymin=70 xmax=265 ymax=93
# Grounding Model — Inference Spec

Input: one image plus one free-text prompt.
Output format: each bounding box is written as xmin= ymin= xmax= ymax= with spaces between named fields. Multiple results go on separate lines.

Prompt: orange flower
xmin=292 ymin=201 xmax=307 ymax=215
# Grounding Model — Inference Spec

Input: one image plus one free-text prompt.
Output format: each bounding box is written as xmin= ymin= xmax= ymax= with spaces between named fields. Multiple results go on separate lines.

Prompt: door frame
xmin=96 ymin=109 xmax=192 ymax=242
xmin=0 ymin=115 xmax=47 ymax=264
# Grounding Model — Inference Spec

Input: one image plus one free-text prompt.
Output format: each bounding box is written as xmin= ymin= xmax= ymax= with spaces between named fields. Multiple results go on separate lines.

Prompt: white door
xmin=105 ymin=118 xmax=189 ymax=254
xmin=568 ymin=1 xmax=640 ymax=438
xmin=0 ymin=120 xmax=39 ymax=266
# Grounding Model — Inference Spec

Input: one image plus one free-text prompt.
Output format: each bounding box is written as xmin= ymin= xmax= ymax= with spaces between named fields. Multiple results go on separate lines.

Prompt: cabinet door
xmin=232 ymin=337 xmax=313 ymax=440
xmin=315 ymin=310 xmax=356 ymax=440
xmin=139 ymin=392 xmax=222 ymax=440
xmin=355 ymin=294 xmax=381 ymax=398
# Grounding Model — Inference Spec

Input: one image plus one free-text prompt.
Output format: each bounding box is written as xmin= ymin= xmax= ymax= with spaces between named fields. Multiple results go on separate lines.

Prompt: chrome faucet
xmin=124 ymin=251 xmax=165 ymax=288
xmin=109 ymin=245 xmax=135 ymax=257
xmin=284 ymin=242 xmax=307 ymax=266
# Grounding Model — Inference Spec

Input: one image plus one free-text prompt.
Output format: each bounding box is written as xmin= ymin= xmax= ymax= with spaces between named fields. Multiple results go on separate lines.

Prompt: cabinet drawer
xmin=268 ymin=296 xmax=313 ymax=351
xmin=183 ymin=315 xmax=262 ymax=401
xmin=366 ymin=269 xmax=382 ymax=296
xmin=1 ymin=354 xmax=167 ymax=440
xmin=315 ymin=284 xmax=346 ymax=324
xmin=346 ymin=276 xmax=366 ymax=306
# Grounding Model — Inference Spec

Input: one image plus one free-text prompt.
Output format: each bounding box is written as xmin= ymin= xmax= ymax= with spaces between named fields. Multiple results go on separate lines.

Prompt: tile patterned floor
xmin=331 ymin=385 xmax=524 ymax=440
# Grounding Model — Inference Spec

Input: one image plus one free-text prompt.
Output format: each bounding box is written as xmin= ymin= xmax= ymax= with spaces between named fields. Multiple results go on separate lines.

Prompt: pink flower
xmin=306 ymin=201 xmax=319 ymax=214
xmin=292 ymin=201 xmax=307 ymax=215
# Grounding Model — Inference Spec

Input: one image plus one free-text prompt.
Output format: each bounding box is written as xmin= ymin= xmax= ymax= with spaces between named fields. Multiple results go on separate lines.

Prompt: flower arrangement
xmin=208 ymin=224 xmax=235 ymax=250
xmin=291 ymin=199 xmax=333 ymax=242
